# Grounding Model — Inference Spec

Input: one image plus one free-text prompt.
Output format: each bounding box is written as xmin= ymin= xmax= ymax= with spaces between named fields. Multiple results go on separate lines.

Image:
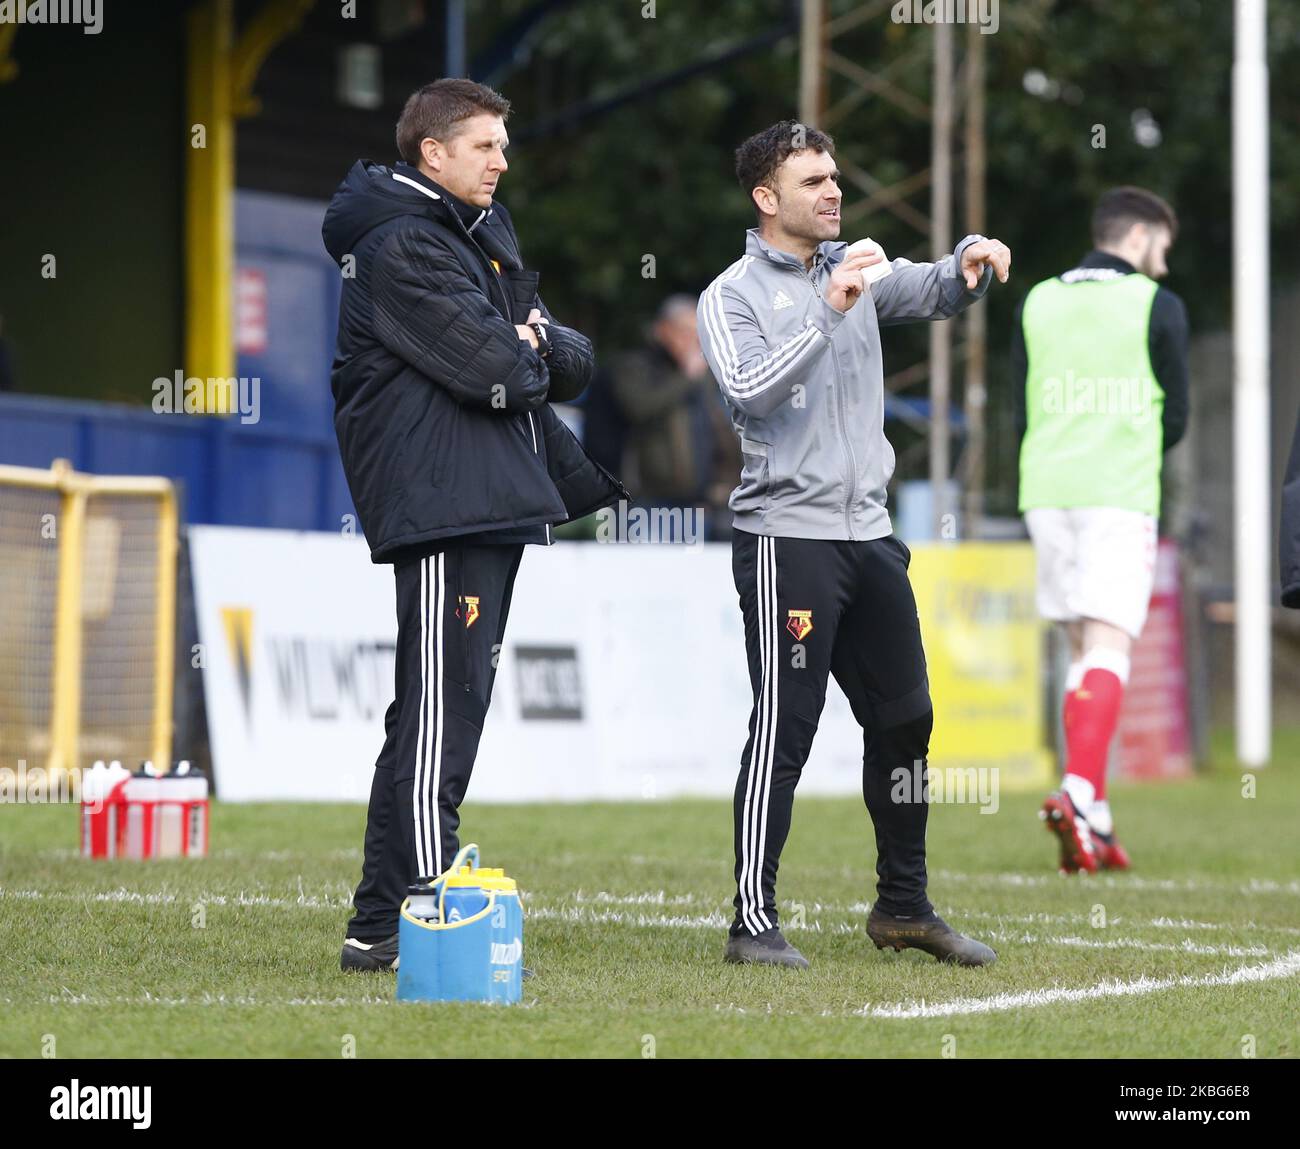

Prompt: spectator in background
xmin=0 ymin=312 xmax=14 ymax=392
xmin=611 ymin=295 xmax=739 ymax=539
xmin=578 ymin=362 xmax=628 ymax=481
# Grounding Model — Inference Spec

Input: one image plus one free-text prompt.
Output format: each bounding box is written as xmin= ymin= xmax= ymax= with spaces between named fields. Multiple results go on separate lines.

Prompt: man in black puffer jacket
xmin=323 ymin=78 xmax=626 ymax=971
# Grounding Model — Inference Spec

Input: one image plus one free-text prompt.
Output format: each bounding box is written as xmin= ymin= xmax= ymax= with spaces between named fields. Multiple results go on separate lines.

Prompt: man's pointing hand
xmin=960 ymin=238 xmax=1012 ymax=289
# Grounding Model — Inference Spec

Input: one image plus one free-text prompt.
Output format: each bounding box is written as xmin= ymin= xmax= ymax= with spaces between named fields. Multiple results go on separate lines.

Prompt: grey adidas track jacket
xmin=697 ymin=228 xmax=991 ymax=540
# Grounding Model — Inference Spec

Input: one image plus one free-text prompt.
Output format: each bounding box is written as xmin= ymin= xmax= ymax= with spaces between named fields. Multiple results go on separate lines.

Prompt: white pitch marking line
xmin=30 ymin=848 xmax=364 ymax=863
xmin=958 ymin=908 xmax=1300 ymax=937
xmin=5 ymin=887 xmax=1298 ymax=943
xmin=541 ymin=894 xmax=1300 ymax=937
xmin=0 ymin=886 xmax=354 ymax=909
xmin=983 ymin=932 xmax=1269 ymax=958
xmin=930 ymin=868 xmax=1300 ymax=895
xmin=529 ymin=906 xmax=732 ymax=929
xmin=43 ymin=992 xmax=396 ymax=1007
xmin=857 ymin=950 xmax=1300 ymax=1020
xmin=8 ymin=888 xmax=1269 ymax=956
xmin=525 ymin=908 xmax=1279 ymax=955
xmin=30 ymin=992 xmax=541 ymax=1011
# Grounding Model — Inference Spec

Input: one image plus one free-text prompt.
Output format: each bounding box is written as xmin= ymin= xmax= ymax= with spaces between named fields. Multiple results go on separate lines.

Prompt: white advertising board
xmin=189 ymin=527 xmax=868 ymax=802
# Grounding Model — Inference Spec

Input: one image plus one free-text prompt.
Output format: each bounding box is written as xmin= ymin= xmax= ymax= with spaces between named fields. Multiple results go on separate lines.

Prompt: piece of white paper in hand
xmin=847 ymin=238 xmax=893 ymax=288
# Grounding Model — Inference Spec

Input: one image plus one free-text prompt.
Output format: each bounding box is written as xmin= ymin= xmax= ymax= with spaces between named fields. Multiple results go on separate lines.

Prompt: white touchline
xmin=29 ymin=848 xmax=364 ymax=862
xmin=985 ymin=932 xmax=1270 ymax=958
xmin=856 ymin=950 xmax=1300 ymax=1020
xmin=523 ymin=908 xmax=1283 ymax=956
xmin=529 ymin=906 xmax=732 ymax=929
xmin=5 ymin=888 xmax=1298 ymax=943
xmin=40 ymin=992 xmax=397 ymax=1007
xmin=931 ymin=868 xmax=1300 ymax=896
xmin=959 ymin=908 xmax=1300 ymax=937
xmin=0 ymin=887 xmax=353 ymax=908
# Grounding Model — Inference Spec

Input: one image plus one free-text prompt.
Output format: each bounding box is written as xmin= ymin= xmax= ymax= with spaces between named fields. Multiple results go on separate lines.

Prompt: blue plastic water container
xmin=396 ymin=844 xmax=523 ymax=1005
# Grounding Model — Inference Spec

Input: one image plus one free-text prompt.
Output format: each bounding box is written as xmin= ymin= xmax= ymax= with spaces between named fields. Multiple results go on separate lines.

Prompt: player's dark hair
xmin=396 ymin=78 xmax=511 ymax=165
xmin=1091 ymin=186 xmax=1178 ymax=247
xmin=735 ymin=121 xmax=836 ymax=215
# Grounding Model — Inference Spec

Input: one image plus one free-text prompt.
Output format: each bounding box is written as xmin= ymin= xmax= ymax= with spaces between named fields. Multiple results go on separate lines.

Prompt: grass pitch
xmin=2 ymin=729 xmax=1297 ymax=1059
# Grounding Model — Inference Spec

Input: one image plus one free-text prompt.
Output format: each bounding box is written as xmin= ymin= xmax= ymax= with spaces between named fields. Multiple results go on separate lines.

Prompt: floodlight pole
xmin=1233 ymin=0 xmax=1272 ymax=766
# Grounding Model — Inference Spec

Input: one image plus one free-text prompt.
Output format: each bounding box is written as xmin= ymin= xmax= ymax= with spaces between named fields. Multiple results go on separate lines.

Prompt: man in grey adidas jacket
xmin=698 ymin=120 xmax=1011 ymax=970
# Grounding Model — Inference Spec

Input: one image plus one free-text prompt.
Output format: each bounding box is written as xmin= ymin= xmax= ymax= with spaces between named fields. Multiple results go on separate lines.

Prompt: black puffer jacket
xmin=322 ymin=160 xmax=626 ymax=561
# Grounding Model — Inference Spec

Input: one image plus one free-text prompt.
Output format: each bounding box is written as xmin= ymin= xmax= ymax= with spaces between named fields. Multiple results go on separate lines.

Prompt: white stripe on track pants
xmin=345 ymin=541 xmax=523 ymax=942
xmin=730 ymin=528 xmax=936 ymax=937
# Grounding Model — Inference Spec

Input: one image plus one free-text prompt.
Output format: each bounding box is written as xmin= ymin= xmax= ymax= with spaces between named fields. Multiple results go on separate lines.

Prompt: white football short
xmin=1024 ymin=507 xmax=1157 ymax=639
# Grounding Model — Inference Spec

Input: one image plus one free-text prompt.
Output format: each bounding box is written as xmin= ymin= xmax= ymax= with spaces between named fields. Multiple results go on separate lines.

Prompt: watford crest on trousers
xmin=786 ymin=609 xmax=813 ymax=641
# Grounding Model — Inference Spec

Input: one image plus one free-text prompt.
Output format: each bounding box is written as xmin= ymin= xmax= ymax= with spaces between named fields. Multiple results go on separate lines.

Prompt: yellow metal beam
xmin=186 ymin=0 xmax=236 ymax=408
xmin=233 ymin=0 xmax=317 ymax=118
xmin=0 ymin=22 xmax=17 ymax=84
xmin=151 ymin=489 xmax=179 ymax=773
xmin=49 ymin=462 xmax=86 ymax=779
xmin=185 ymin=0 xmax=316 ymax=411
xmin=0 ymin=462 xmax=175 ymax=496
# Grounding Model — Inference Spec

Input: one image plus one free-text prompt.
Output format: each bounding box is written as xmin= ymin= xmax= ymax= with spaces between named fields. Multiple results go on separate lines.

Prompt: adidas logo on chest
xmin=771 ymin=289 xmax=795 ymax=311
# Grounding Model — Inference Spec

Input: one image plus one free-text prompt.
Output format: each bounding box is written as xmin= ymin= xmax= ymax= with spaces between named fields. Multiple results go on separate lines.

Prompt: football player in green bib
xmin=1012 ymin=187 xmax=1189 ymax=874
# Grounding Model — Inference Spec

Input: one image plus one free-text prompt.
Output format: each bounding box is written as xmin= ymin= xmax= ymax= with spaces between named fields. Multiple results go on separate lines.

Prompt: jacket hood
xmin=322 ymin=159 xmax=448 ymax=264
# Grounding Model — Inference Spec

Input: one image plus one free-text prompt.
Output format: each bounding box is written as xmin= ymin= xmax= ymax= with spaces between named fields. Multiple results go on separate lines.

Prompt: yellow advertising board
xmin=909 ymin=542 xmax=1052 ymax=791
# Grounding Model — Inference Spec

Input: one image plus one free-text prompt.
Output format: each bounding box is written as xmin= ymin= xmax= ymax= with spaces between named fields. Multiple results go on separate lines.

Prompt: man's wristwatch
xmin=528 ymin=321 xmax=552 ymax=359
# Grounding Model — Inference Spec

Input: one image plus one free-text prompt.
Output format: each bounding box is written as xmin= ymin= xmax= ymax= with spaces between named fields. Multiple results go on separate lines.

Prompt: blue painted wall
xmin=0 ymin=191 xmax=355 ymax=532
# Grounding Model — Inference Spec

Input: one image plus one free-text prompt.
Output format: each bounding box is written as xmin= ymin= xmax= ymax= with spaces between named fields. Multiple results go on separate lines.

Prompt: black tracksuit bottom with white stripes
xmin=731 ymin=528 xmax=935 ymax=937
xmin=345 ymin=541 xmax=524 ymax=942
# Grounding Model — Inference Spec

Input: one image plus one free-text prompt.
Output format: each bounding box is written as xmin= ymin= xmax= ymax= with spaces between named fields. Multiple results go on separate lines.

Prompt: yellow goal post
xmin=0 ymin=459 xmax=178 ymax=780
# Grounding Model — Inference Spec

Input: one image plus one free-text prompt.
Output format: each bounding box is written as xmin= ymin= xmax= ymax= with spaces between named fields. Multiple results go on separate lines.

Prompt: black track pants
xmin=345 ymin=542 xmax=523 ymax=941
xmin=731 ymin=528 xmax=935 ymax=937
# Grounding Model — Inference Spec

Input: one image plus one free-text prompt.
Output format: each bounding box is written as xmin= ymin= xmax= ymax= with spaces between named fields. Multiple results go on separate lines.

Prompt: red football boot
xmin=1090 ymin=828 xmax=1131 ymax=871
xmin=1040 ymin=790 xmax=1099 ymax=874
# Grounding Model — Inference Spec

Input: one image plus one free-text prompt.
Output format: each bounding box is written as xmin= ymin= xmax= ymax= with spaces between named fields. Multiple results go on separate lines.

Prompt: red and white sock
xmin=1088 ymin=799 xmax=1114 ymax=837
xmin=1062 ymin=647 xmax=1129 ymax=818
xmin=1062 ymin=661 xmax=1085 ymax=759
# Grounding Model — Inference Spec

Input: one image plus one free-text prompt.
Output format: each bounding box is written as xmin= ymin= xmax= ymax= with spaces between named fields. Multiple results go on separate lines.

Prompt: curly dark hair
xmin=1092 ymin=186 xmax=1178 ymax=246
xmin=735 ymin=120 xmax=836 ymax=208
xmin=396 ymin=79 xmax=511 ymax=165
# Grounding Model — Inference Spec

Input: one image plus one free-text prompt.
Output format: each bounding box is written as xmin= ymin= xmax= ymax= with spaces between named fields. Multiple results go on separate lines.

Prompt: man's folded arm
xmin=534 ymin=294 xmax=595 ymax=402
xmin=872 ymin=234 xmax=992 ymax=325
xmin=371 ymin=228 xmax=549 ymax=413
xmin=698 ymin=281 xmax=845 ymax=418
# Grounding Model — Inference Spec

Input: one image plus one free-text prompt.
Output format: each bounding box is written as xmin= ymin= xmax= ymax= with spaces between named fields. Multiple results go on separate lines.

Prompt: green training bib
xmin=1019 ymin=272 xmax=1164 ymax=515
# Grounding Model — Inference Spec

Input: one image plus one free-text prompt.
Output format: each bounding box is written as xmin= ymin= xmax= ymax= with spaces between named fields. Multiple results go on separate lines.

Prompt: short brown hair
xmin=396 ymin=79 xmax=511 ymax=165
xmin=1092 ymin=186 xmax=1178 ymax=246
xmin=735 ymin=120 xmax=836 ymax=208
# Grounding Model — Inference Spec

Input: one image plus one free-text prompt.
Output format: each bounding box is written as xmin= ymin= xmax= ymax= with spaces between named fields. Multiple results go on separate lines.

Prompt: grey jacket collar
xmin=745 ymin=227 xmax=846 ymax=273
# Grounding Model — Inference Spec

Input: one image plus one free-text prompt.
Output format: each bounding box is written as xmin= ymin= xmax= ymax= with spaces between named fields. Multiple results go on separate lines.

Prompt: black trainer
xmin=723 ymin=927 xmax=810 ymax=969
xmin=340 ymin=932 xmax=399 ymax=972
xmin=866 ymin=907 xmax=996 ymax=967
